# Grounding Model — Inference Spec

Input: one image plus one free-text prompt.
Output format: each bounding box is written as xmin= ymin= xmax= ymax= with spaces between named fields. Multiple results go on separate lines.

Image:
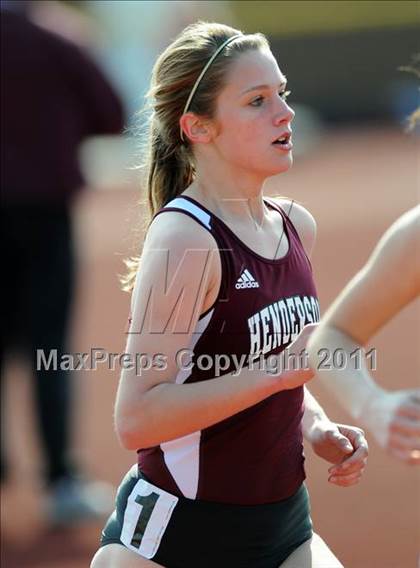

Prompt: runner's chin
xmin=269 ymin=150 xmax=293 ymax=176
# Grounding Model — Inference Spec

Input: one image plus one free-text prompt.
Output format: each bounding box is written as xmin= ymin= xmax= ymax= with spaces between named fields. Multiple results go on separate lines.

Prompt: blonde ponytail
xmin=147 ymin=119 xmax=195 ymax=217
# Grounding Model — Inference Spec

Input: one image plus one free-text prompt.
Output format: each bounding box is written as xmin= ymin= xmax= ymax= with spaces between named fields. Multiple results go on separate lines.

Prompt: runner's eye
xmin=250 ymin=90 xmax=291 ymax=107
xmin=250 ymin=96 xmax=264 ymax=107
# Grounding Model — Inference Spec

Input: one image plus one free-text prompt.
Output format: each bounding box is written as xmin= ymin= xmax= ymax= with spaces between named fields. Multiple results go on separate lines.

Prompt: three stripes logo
xmin=235 ymin=269 xmax=260 ymax=290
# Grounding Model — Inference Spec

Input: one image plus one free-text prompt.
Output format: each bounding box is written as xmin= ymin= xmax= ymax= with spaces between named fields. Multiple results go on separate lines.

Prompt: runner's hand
xmin=376 ymin=389 xmax=420 ymax=465
xmin=309 ymin=422 xmax=368 ymax=487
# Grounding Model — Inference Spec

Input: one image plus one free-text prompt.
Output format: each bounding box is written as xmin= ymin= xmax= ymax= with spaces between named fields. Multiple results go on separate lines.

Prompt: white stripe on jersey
xmin=160 ymin=308 xmax=214 ymax=499
xmin=164 ymin=197 xmax=211 ymax=229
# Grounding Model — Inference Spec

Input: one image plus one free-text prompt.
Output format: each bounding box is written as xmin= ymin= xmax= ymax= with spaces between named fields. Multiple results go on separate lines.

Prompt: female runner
xmin=91 ymin=21 xmax=368 ymax=568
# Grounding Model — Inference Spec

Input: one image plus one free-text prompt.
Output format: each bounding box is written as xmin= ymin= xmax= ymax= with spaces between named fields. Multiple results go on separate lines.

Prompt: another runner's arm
xmin=307 ymin=206 xmax=420 ymax=421
xmin=312 ymin=205 xmax=420 ymax=346
xmin=115 ymin=212 xmax=313 ymax=451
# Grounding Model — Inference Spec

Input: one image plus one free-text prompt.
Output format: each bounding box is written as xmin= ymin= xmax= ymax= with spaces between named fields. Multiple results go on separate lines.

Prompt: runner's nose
xmin=273 ymin=99 xmax=295 ymax=127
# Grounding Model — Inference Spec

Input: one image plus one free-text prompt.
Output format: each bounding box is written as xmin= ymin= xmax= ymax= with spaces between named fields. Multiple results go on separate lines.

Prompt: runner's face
xmin=213 ymin=48 xmax=295 ymax=177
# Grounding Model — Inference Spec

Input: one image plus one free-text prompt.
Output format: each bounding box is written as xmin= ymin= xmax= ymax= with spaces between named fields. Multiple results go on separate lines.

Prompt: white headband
xmin=179 ymin=34 xmax=242 ymax=143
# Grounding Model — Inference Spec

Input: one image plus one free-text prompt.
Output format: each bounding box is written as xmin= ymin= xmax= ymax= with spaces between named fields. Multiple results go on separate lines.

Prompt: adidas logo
xmin=235 ymin=269 xmax=260 ymax=289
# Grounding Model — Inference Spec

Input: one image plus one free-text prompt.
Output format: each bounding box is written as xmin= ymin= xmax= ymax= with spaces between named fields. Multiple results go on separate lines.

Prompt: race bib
xmin=121 ymin=476 xmax=179 ymax=558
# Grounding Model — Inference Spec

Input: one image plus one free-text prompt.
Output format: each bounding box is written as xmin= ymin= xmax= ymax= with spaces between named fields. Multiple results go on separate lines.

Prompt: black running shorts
xmin=100 ymin=465 xmax=313 ymax=568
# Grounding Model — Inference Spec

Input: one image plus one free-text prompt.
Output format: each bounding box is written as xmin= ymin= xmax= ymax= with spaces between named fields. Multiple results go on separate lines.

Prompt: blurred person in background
xmin=0 ymin=0 xmax=125 ymax=524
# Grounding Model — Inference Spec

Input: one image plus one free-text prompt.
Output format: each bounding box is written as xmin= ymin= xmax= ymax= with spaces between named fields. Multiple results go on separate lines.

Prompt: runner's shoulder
xmin=275 ymin=198 xmax=317 ymax=257
xmin=146 ymin=207 xmax=218 ymax=252
xmin=369 ymin=205 xmax=420 ymax=285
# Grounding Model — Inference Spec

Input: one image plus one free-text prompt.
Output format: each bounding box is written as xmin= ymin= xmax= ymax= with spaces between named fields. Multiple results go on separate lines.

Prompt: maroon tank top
xmin=137 ymin=195 xmax=320 ymax=505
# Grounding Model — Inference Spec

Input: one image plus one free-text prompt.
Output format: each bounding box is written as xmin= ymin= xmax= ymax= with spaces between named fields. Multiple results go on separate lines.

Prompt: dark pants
xmin=1 ymin=203 xmax=76 ymax=485
xmin=101 ymin=466 xmax=313 ymax=568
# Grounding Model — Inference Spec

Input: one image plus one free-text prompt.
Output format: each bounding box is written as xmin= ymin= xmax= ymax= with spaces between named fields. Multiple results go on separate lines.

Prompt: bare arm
xmin=319 ymin=205 xmax=420 ymax=344
xmin=115 ymin=211 xmax=314 ymax=451
xmin=308 ymin=206 xmax=420 ymax=462
xmin=301 ymin=387 xmax=329 ymax=440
